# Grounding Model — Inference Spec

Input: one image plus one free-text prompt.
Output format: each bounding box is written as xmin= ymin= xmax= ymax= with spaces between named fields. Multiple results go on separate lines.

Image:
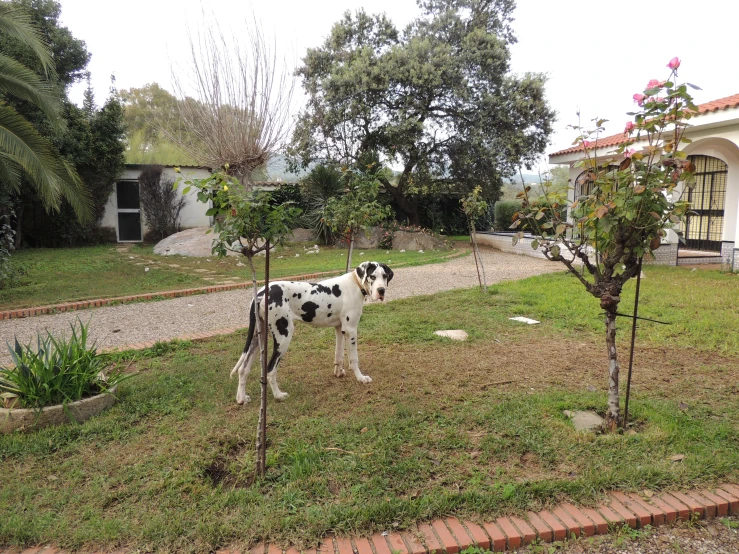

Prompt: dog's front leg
xmin=333 ymin=325 xmax=346 ymax=377
xmin=345 ymin=326 xmax=372 ymax=384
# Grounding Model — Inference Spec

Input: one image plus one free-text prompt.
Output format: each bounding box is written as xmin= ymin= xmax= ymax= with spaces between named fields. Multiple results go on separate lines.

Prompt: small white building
xmin=478 ymin=93 xmax=739 ymax=270
xmin=100 ymin=165 xmax=296 ymax=242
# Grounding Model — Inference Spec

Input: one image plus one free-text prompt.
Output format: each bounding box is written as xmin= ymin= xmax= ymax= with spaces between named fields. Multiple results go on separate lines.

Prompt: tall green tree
xmin=0 ymin=1 xmax=90 ymax=224
xmin=289 ymin=0 xmax=555 ymax=225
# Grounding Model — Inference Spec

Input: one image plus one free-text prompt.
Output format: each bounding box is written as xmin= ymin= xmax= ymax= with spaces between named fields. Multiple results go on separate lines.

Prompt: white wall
xmin=100 ymin=165 xmax=213 ymax=241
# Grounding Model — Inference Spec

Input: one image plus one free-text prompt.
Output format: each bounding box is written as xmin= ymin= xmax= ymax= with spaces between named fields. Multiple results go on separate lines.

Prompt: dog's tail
xmin=230 ymin=296 xmax=259 ymax=378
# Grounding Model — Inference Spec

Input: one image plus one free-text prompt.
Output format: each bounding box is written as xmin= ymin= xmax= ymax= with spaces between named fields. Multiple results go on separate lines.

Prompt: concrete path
xmin=0 ymin=249 xmax=559 ymax=364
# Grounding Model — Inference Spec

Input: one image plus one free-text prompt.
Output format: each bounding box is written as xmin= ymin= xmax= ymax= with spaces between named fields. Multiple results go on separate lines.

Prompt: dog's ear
xmin=355 ymin=262 xmax=367 ymax=279
xmin=380 ymin=263 xmax=393 ymax=283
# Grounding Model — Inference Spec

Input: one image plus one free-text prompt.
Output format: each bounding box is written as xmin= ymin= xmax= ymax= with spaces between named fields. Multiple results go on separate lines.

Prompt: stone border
xmin=1 ymin=386 xmax=117 ymax=434
xmin=3 ymin=484 xmax=737 ymax=553
xmin=0 ymin=250 xmax=469 ymax=322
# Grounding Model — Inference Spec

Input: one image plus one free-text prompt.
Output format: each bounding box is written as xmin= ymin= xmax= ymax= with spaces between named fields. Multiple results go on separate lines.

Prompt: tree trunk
xmin=604 ymin=309 xmax=620 ymax=431
xmin=13 ymin=201 xmax=23 ymax=250
xmin=469 ymin=222 xmax=487 ymax=292
xmin=345 ymin=229 xmax=355 ymax=274
xmin=378 ymin=177 xmax=420 ymax=226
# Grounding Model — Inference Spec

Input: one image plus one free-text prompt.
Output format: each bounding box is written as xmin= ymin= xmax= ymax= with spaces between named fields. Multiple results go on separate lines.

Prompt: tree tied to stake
xmin=461 ymin=186 xmax=488 ymax=292
xmin=512 ymin=59 xmax=697 ymax=431
xmin=175 ymin=167 xmax=301 ymax=477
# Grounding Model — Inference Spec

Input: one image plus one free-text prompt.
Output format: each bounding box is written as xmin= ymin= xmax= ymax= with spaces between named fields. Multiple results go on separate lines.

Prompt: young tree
xmin=323 ymin=158 xmax=392 ymax=272
xmin=169 ymin=17 xmax=295 ymax=185
xmin=175 ymin=168 xmax=301 ymax=478
xmin=302 ymin=164 xmax=344 ymax=245
xmin=289 ymin=0 xmax=554 ymax=224
xmin=461 ymin=186 xmax=488 ymax=292
xmin=513 ymin=59 xmax=695 ymax=430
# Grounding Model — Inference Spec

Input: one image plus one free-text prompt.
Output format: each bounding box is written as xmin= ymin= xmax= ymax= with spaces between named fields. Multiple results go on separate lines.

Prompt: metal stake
xmin=622 ymin=256 xmax=643 ymax=429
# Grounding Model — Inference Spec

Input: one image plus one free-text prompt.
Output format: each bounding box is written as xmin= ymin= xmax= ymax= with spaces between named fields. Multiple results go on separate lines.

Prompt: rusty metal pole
xmin=622 ymin=256 xmax=643 ymax=429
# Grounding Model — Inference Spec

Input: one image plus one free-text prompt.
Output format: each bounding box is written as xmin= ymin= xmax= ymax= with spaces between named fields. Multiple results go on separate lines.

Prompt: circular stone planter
xmin=0 ymin=387 xmax=117 ymax=434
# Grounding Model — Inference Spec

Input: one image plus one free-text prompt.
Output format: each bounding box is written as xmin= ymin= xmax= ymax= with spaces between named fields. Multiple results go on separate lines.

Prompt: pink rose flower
xmin=633 ymin=93 xmax=646 ymax=106
xmin=668 ymin=57 xmax=681 ymax=70
xmin=582 ymin=140 xmax=592 ymax=149
xmin=624 ymin=121 xmax=635 ymax=134
xmin=624 ymin=148 xmax=636 ymax=158
xmin=647 ymin=79 xmax=660 ymax=88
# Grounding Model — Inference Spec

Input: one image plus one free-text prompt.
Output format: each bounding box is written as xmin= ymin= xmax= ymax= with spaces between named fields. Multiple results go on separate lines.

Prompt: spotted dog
xmin=231 ymin=261 xmax=394 ymax=404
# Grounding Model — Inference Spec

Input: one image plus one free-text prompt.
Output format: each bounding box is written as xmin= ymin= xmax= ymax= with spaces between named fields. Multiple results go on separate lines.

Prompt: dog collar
xmin=353 ymin=271 xmax=368 ymax=297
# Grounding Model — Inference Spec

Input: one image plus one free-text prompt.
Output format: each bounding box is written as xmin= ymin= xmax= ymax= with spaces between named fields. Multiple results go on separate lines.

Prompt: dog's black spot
xmin=356 ymin=265 xmax=365 ymax=279
xmin=346 ymin=316 xmax=350 ymax=321
xmin=297 ymin=293 xmax=301 ymax=299
xmin=311 ymin=284 xmax=332 ymax=295
xmin=275 ymin=317 xmax=289 ymax=337
xmin=365 ymin=262 xmax=377 ymax=277
xmin=268 ymin=284 xmax=284 ymax=307
xmin=332 ymin=284 xmax=342 ymax=297
xmin=300 ymin=301 xmax=319 ymax=323
xmin=328 ymin=304 xmax=331 ymax=309
xmin=293 ymin=293 xmax=297 ymax=298
xmin=342 ymin=330 xmax=345 ymax=334
xmin=327 ymin=312 xmax=332 ymax=318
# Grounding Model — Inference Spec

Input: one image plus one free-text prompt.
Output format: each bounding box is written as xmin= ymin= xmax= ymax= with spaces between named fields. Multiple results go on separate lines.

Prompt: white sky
xmin=58 ymin=0 xmax=739 ymax=170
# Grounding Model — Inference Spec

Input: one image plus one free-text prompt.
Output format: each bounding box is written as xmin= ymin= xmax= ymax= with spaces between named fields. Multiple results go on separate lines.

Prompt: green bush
xmin=493 ymin=200 xmax=522 ymax=231
xmin=0 ymin=319 xmax=131 ymax=409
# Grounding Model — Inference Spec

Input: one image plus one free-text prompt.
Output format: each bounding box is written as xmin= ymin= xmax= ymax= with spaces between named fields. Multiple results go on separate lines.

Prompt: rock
xmin=153 ymin=227 xmax=218 ymax=257
xmin=508 ymin=316 xmax=540 ymax=325
xmin=670 ymin=454 xmax=686 ymax=462
xmin=434 ymin=330 xmax=468 ymax=341
xmin=392 ymin=230 xmax=445 ymax=251
xmin=355 ymin=226 xmax=383 ymax=249
xmin=563 ymin=410 xmax=604 ymax=432
xmin=287 ymin=228 xmax=315 ymax=243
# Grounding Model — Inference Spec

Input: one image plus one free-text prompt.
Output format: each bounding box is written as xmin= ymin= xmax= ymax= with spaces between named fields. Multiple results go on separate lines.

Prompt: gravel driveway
xmin=0 ymin=248 xmax=559 ymax=363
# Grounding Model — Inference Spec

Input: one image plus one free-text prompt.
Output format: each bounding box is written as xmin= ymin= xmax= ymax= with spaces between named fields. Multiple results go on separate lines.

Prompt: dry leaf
xmin=670 ymin=454 xmax=686 ymax=462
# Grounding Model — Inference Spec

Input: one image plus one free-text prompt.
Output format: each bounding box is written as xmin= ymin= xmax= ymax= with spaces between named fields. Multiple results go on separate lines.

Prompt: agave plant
xmin=302 ymin=164 xmax=344 ymax=244
xmin=0 ymin=318 xmax=131 ymax=409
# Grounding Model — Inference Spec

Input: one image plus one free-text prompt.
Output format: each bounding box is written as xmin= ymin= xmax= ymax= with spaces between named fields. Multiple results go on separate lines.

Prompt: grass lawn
xmin=1 ymin=265 xmax=738 ymax=552
xmin=1 ymin=242 xmax=466 ymax=311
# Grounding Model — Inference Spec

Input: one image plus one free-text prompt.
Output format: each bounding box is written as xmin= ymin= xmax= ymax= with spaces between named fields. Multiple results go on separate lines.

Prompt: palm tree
xmin=0 ymin=3 xmax=90 ymax=220
xmin=302 ymin=164 xmax=343 ymax=244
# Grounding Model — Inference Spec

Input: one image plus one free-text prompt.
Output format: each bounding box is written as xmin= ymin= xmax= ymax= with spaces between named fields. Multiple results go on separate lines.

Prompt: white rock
xmin=509 ymin=316 xmax=540 ymax=325
xmin=236 ymin=261 xmax=245 ymax=266
xmin=434 ymin=330 xmax=468 ymax=341
xmin=295 ymin=254 xmax=300 ymax=257
xmin=144 ymin=267 xmax=150 ymax=272
xmin=400 ymin=249 xmax=406 ymax=253
xmin=359 ymin=252 xmax=364 ymax=256
xmin=418 ymin=250 xmax=424 ymax=253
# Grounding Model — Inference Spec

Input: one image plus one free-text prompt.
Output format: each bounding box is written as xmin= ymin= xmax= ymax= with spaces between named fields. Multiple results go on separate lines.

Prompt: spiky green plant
xmin=0 ymin=319 xmax=131 ymax=409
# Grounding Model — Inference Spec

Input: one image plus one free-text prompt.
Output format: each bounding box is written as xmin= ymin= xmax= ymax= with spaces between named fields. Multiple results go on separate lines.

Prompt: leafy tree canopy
xmin=289 ymin=0 xmax=555 ymax=225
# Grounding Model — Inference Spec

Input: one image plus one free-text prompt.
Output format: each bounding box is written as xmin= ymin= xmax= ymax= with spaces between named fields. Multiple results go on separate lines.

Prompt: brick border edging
xmin=0 ymin=249 xmax=471 ymax=322
xmin=239 ymin=485 xmax=739 ymax=554
xmin=5 ymin=484 xmax=737 ymax=554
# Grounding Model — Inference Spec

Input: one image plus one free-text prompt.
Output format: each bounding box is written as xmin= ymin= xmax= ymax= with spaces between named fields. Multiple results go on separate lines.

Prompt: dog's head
xmin=355 ymin=261 xmax=393 ymax=302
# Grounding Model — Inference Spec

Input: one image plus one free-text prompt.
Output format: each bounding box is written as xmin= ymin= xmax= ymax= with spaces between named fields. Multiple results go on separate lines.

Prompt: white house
xmin=477 ymin=93 xmax=739 ymax=270
xmin=100 ymin=165 xmax=297 ymax=242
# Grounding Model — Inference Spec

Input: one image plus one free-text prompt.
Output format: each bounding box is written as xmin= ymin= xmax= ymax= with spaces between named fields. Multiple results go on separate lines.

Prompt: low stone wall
xmin=473 ymin=232 xmax=548 ymax=259
xmin=645 ymin=243 xmax=678 ymax=266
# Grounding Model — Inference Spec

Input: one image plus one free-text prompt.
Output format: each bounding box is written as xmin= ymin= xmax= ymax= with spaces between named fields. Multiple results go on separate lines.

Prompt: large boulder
xmin=287 ymin=228 xmax=315 ymax=243
xmin=354 ymin=226 xmax=383 ymax=249
xmin=392 ymin=230 xmax=445 ymax=251
xmin=153 ymin=227 xmax=218 ymax=257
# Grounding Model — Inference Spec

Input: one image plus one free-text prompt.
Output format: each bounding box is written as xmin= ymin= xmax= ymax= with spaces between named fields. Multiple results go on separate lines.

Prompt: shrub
xmin=0 ymin=319 xmax=131 ymax=409
xmin=139 ymin=165 xmax=186 ymax=242
xmin=493 ymin=200 xmax=522 ymax=231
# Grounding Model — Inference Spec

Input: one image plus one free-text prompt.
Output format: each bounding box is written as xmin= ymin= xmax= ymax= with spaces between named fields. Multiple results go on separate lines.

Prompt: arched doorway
xmin=684 ymin=155 xmax=727 ymax=252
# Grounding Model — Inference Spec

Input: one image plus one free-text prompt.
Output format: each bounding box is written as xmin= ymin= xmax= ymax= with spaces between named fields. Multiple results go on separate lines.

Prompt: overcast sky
xmin=58 ymin=0 xmax=739 ymax=170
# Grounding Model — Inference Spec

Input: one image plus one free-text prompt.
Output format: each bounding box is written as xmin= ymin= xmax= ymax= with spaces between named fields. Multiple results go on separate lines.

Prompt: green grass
xmin=1 ymin=266 xmax=737 ymax=552
xmin=1 ymin=243 xmax=465 ymax=311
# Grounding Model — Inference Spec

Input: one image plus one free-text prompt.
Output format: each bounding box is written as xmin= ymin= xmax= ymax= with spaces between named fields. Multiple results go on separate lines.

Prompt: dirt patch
xmin=202 ymin=439 xmax=255 ymax=489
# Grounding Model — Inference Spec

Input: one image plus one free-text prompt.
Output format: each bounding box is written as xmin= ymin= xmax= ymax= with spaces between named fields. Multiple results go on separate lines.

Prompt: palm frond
xmin=0 ymin=102 xmax=91 ymax=221
xmin=0 ymin=4 xmax=55 ymax=77
xmin=0 ymin=53 xmax=61 ymax=125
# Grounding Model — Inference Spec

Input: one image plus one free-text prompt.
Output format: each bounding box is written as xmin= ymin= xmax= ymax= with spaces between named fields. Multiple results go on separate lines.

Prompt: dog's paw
xmin=236 ymin=393 xmax=251 ymax=405
xmin=334 ymin=366 xmax=346 ymax=377
xmin=274 ymin=391 xmax=289 ymax=401
xmin=357 ymin=375 xmax=373 ymax=384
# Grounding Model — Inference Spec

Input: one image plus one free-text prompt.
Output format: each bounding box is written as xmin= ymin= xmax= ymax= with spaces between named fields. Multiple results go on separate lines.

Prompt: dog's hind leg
xmin=333 ymin=325 xmax=346 ymax=377
xmin=344 ymin=324 xmax=372 ymax=384
xmin=266 ymin=317 xmax=294 ymax=401
xmin=233 ymin=298 xmax=260 ymax=404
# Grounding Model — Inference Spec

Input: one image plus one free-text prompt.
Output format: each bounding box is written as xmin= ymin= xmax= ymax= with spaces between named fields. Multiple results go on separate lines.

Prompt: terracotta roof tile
xmin=550 ymin=93 xmax=739 ymax=158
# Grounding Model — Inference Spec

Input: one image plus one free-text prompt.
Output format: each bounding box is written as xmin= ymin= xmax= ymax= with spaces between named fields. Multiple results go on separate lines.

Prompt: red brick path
xmin=3 ymin=485 xmax=738 ymax=554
